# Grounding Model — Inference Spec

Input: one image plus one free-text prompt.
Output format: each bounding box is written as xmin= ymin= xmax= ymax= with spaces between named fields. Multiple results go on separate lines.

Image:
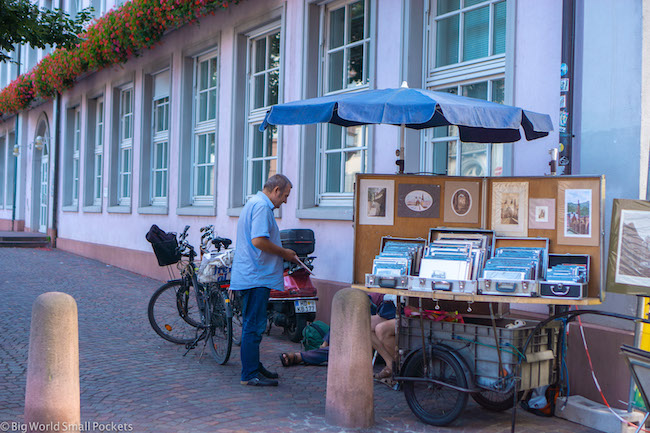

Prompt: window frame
xmin=93 ymin=96 xmax=104 ymax=207
xmin=63 ymin=104 xmax=81 ymax=211
xmin=190 ymin=50 xmax=218 ymax=207
xmin=117 ymin=85 xmax=133 ymax=207
xmin=244 ymin=23 xmax=282 ymax=202
xmin=0 ymin=135 xmax=5 ymax=208
xmin=72 ymin=106 xmax=81 ymax=206
xmin=316 ymin=0 xmax=372 ymax=208
xmin=151 ymin=85 xmax=170 ymax=206
xmin=421 ymin=0 xmax=512 ymax=177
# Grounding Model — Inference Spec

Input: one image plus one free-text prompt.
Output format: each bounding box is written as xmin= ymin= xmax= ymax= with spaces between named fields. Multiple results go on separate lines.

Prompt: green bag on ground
xmin=302 ymin=320 xmax=330 ymax=351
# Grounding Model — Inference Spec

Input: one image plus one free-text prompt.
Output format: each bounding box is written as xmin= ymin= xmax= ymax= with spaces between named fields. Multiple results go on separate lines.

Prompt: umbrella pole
xmin=397 ymin=124 xmax=405 ymax=174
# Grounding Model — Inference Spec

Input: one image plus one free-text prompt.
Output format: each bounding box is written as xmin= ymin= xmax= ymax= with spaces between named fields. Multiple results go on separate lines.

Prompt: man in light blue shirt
xmin=230 ymin=174 xmax=298 ymax=387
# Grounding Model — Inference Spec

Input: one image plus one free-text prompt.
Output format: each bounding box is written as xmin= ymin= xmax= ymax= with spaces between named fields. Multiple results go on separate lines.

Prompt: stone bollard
xmin=24 ymin=292 xmax=80 ymax=433
xmin=325 ymin=288 xmax=374 ymax=428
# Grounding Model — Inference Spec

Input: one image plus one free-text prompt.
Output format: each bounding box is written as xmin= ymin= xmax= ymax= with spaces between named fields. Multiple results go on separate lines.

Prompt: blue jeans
xmin=240 ymin=287 xmax=270 ymax=381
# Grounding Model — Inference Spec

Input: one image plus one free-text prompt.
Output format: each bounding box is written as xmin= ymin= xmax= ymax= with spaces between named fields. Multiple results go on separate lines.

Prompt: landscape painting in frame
xmin=615 ymin=209 xmax=650 ymax=287
xmin=564 ymin=189 xmax=592 ymax=238
xmin=607 ymin=199 xmax=650 ymax=295
xmin=397 ymin=183 xmax=441 ymax=218
xmin=556 ymin=179 xmax=600 ymax=247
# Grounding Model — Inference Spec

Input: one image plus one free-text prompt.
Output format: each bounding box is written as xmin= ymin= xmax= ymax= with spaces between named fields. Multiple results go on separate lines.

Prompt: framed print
xmin=491 ymin=182 xmax=529 ymax=236
xmin=397 ymin=184 xmax=441 ymax=218
xmin=358 ymin=179 xmax=395 ymax=226
xmin=529 ymin=198 xmax=556 ymax=230
xmin=607 ymin=199 xmax=650 ymax=295
xmin=556 ymin=180 xmax=600 ymax=246
xmin=443 ymin=181 xmax=480 ymax=223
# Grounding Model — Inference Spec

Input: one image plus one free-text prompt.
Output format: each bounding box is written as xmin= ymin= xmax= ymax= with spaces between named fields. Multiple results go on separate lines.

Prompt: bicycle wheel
xmin=471 ymin=389 xmax=523 ymax=412
xmin=402 ymin=347 xmax=468 ymax=426
xmin=207 ymin=289 xmax=233 ymax=364
xmin=148 ymin=280 xmax=200 ymax=344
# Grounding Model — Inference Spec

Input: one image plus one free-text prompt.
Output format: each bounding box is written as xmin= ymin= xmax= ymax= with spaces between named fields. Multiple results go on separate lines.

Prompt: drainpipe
xmin=10 ymin=45 xmax=21 ymax=231
xmin=51 ymin=92 xmax=61 ymax=247
xmin=558 ymin=0 xmax=576 ymax=175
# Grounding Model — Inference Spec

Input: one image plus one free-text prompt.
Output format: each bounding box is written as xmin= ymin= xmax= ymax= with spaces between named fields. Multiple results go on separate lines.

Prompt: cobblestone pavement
xmin=0 ymin=248 xmax=599 ymax=433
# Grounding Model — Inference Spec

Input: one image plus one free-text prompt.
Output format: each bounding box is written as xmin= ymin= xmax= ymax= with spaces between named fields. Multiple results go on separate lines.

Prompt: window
xmin=118 ymin=86 xmax=133 ymax=206
xmin=191 ymin=52 xmax=217 ymax=205
xmin=72 ymin=107 xmax=81 ymax=205
xmin=63 ymin=105 xmax=80 ymax=209
xmin=92 ymin=0 xmax=106 ymax=17
xmin=423 ymin=0 xmax=508 ymax=176
xmin=0 ymin=136 xmax=5 ymax=207
xmin=68 ymin=0 xmax=81 ymax=17
xmin=5 ymin=132 xmax=14 ymax=207
xmin=151 ymin=70 xmax=170 ymax=206
xmin=318 ymin=0 xmax=371 ymax=206
xmin=246 ymin=28 xmax=281 ymax=198
xmin=84 ymin=96 xmax=104 ymax=208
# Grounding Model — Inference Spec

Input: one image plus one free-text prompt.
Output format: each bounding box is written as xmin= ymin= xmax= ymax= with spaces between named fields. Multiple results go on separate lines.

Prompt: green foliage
xmin=0 ymin=0 xmax=93 ymax=63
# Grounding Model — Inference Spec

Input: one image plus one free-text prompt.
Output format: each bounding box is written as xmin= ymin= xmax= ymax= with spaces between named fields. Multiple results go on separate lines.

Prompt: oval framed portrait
xmin=404 ymin=190 xmax=433 ymax=212
xmin=451 ymin=189 xmax=472 ymax=216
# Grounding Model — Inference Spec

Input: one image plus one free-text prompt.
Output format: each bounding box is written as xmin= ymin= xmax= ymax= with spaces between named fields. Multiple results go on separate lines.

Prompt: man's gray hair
xmin=264 ymin=174 xmax=292 ymax=192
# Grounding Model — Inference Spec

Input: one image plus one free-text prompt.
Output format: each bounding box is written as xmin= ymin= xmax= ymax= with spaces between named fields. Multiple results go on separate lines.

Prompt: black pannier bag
xmin=145 ymin=224 xmax=181 ymax=266
xmin=280 ymin=229 xmax=315 ymax=256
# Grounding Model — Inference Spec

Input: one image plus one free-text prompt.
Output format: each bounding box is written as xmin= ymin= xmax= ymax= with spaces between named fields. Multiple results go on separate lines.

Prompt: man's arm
xmin=251 ymin=236 xmax=299 ymax=263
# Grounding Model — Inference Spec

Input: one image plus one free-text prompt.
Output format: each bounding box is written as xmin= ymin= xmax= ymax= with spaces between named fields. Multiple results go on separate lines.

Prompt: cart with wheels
xmin=394 ymin=307 xmax=558 ymax=426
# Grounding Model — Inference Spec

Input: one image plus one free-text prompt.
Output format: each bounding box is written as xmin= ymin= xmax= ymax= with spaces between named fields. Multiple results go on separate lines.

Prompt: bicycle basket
xmin=151 ymin=239 xmax=181 ymax=266
xmin=146 ymin=225 xmax=181 ymax=266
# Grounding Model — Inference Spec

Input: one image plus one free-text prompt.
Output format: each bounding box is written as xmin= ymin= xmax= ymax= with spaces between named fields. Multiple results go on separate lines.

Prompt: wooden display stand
xmin=352 ymin=173 xmax=605 ymax=305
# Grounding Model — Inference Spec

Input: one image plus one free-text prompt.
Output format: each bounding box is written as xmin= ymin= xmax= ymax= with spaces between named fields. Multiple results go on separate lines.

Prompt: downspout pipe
xmin=10 ymin=45 xmax=21 ymax=231
xmin=51 ymin=92 xmax=61 ymax=247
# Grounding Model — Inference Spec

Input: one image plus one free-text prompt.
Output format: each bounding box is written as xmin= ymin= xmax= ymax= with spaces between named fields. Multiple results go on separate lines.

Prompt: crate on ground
xmin=399 ymin=316 xmax=558 ymax=391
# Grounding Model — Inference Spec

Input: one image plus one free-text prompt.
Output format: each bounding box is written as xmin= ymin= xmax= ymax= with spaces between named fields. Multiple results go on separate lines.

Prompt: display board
xmin=353 ymin=174 xmax=605 ymax=302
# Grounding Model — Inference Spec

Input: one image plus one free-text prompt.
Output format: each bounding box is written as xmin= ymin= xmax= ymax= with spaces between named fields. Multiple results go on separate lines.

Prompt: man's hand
xmin=252 ymin=236 xmax=299 ymax=263
xmin=282 ymin=247 xmax=299 ymax=264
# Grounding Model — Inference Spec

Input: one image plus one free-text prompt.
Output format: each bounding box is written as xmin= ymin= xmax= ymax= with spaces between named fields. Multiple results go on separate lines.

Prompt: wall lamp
xmin=34 ymin=135 xmax=45 ymax=151
xmin=12 ymin=144 xmax=19 ymax=157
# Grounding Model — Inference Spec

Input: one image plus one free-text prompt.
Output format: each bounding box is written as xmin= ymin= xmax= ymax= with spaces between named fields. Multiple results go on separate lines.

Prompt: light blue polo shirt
xmin=229 ymin=191 xmax=285 ymax=292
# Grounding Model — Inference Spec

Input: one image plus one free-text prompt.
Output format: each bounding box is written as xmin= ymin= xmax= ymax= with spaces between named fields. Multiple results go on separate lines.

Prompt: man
xmin=230 ymin=174 xmax=298 ymax=387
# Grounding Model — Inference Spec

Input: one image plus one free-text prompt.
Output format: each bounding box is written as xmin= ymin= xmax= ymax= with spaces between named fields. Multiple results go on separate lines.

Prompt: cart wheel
xmin=402 ymin=347 xmax=469 ymax=426
xmin=471 ymin=389 xmax=524 ymax=412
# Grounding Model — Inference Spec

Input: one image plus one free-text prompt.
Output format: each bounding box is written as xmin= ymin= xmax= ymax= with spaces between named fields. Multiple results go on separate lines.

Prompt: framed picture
xmin=556 ymin=179 xmax=600 ymax=246
xmin=529 ymin=198 xmax=556 ymax=230
xmin=397 ymin=184 xmax=441 ymax=218
xmin=358 ymin=179 xmax=395 ymax=226
xmin=491 ymin=182 xmax=529 ymax=236
xmin=607 ymin=199 xmax=650 ymax=295
xmin=443 ymin=181 xmax=480 ymax=223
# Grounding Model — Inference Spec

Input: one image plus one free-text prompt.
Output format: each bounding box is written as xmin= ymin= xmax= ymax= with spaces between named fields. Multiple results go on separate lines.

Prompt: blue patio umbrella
xmin=261 ymin=83 xmax=552 ymax=141
xmin=260 ymin=83 xmax=553 ymax=172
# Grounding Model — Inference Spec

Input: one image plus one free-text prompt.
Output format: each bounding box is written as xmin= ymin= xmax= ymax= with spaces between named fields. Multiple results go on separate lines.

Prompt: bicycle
xmin=198 ymin=225 xmax=243 ymax=346
xmin=147 ymin=225 xmax=233 ymax=364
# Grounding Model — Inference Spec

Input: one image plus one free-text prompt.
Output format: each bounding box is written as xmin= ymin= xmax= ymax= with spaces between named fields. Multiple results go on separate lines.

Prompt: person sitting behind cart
xmin=280 ymin=294 xmax=397 ymax=371
xmin=280 ymin=332 xmax=330 ymax=366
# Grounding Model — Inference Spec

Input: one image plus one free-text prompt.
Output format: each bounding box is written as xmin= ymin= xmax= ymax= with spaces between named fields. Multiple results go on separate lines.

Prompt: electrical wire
xmin=511 ymin=309 xmax=650 ymax=433
xmin=575 ymin=309 xmax=650 ymax=432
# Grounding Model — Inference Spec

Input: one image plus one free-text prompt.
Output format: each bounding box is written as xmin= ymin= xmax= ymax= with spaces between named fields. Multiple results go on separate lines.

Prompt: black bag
xmin=146 ymin=225 xmax=181 ymax=266
xmin=376 ymin=300 xmax=396 ymax=320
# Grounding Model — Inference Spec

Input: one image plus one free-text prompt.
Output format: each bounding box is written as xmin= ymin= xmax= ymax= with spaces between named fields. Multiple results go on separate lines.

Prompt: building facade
xmin=0 ymin=0 xmax=649 ymax=408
